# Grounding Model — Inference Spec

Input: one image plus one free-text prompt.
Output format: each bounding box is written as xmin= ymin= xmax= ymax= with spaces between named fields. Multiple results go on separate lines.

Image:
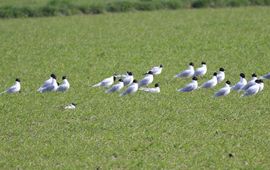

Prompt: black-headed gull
xmin=214 ymin=80 xmax=231 ymax=97
xmin=174 ymin=62 xmax=195 ymax=78
xmin=217 ymin=68 xmax=225 ymax=83
xmin=64 ymin=103 xmax=77 ymax=110
xmin=37 ymin=73 xmax=56 ymax=92
xmin=232 ymin=73 xmax=247 ymax=91
xmin=138 ymin=71 xmax=154 ymax=87
xmin=177 ymin=77 xmax=198 ymax=92
xmin=260 ymin=72 xmax=270 ymax=80
xmin=0 ymin=78 xmax=21 ymax=95
xmin=123 ymin=72 xmax=134 ymax=86
xmin=148 ymin=64 xmax=163 ymax=75
xmin=241 ymin=73 xmax=257 ymax=91
xmin=106 ymin=79 xmax=124 ymax=93
xmin=140 ymin=83 xmax=160 ymax=93
xmin=92 ymin=75 xmax=116 ymax=88
xmin=120 ymin=80 xmax=138 ymax=96
xmin=57 ymin=76 xmax=70 ymax=92
xmin=194 ymin=62 xmax=207 ymax=77
xmin=199 ymin=72 xmax=218 ymax=89
xmin=241 ymin=79 xmax=262 ymax=97
xmin=38 ymin=74 xmax=58 ymax=93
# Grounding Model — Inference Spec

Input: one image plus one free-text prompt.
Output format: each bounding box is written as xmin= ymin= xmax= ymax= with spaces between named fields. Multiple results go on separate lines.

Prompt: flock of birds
xmin=1 ymin=62 xmax=270 ymax=109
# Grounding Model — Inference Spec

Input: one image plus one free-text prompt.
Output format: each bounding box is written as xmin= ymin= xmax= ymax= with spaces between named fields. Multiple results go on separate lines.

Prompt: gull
xmin=241 ymin=79 xmax=262 ymax=97
xmin=64 ymin=103 xmax=77 ymax=110
xmin=217 ymin=68 xmax=225 ymax=83
xmin=37 ymin=73 xmax=56 ymax=92
xmin=241 ymin=73 xmax=257 ymax=91
xmin=232 ymin=73 xmax=247 ymax=91
xmin=260 ymin=72 xmax=270 ymax=80
xmin=92 ymin=75 xmax=116 ymax=88
xmin=199 ymin=72 xmax=218 ymax=89
xmin=0 ymin=78 xmax=21 ymax=95
xmin=138 ymin=71 xmax=154 ymax=87
xmin=38 ymin=75 xmax=58 ymax=93
xmin=140 ymin=83 xmax=160 ymax=93
xmin=123 ymin=72 xmax=134 ymax=86
xmin=148 ymin=64 xmax=163 ymax=75
xmin=177 ymin=77 xmax=198 ymax=92
xmin=106 ymin=79 xmax=124 ymax=93
xmin=57 ymin=76 xmax=70 ymax=92
xmin=120 ymin=80 xmax=138 ymax=96
xmin=214 ymin=80 xmax=231 ymax=97
xmin=174 ymin=62 xmax=195 ymax=78
xmin=194 ymin=62 xmax=207 ymax=77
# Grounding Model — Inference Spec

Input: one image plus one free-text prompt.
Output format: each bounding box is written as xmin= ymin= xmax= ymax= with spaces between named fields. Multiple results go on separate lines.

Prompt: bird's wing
xmin=179 ymin=83 xmax=195 ymax=92
xmin=215 ymin=88 xmax=227 ymax=97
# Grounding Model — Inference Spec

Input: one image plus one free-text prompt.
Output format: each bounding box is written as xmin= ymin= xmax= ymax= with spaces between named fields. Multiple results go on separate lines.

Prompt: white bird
xmin=123 ymin=71 xmax=134 ymax=86
xmin=64 ymin=103 xmax=77 ymax=110
xmin=214 ymin=80 xmax=231 ymax=97
xmin=38 ymin=75 xmax=58 ymax=93
xmin=92 ymin=75 xmax=116 ymax=88
xmin=148 ymin=64 xmax=163 ymax=75
xmin=232 ymin=73 xmax=247 ymax=91
xmin=0 ymin=78 xmax=21 ymax=95
xmin=57 ymin=76 xmax=70 ymax=92
xmin=217 ymin=68 xmax=225 ymax=83
xmin=241 ymin=73 xmax=257 ymax=91
xmin=241 ymin=79 xmax=262 ymax=97
xmin=177 ymin=77 xmax=198 ymax=92
xmin=37 ymin=73 xmax=56 ymax=92
xmin=174 ymin=62 xmax=195 ymax=78
xmin=260 ymin=72 xmax=270 ymax=80
xmin=194 ymin=62 xmax=207 ymax=77
xmin=199 ymin=72 xmax=218 ymax=89
xmin=138 ymin=71 xmax=154 ymax=87
xmin=106 ymin=79 xmax=124 ymax=93
xmin=140 ymin=83 xmax=160 ymax=93
xmin=120 ymin=80 xmax=139 ymax=96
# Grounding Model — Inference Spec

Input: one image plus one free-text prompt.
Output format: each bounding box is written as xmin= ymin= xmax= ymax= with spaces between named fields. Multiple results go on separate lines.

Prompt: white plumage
xmin=106 ymin=79 xmax=124 ymax=93
xmin=199 ymin=72 xmax=218 ymax=89
xmin=0 ymin=78 xmax=21 ymax=95
xmin=92 ymin=75 xmax=116 ymax=88
xmin=194 ymin=62 xmax=207 ymax=77
xmin=57 ymin=76 xmax=70 ymax=92
xmin=232 ymin=73 xmax=247 ymax=91
xmin=140 ymin=83 xmax=160 ymax=93
xmin=120 ymin=80 xmax=138 ymax=96
xmin=174 ymin=62 xmax=195 ymax=78
xmin=178 ymin=77 xmax=198 ymax=92
xmin=214 ymin=81 xmax=231 ymax=97
xmin=138 ymin=71 xmax=154 ymax=87
xmin=217 ymin=68 xmax=225 ymax=83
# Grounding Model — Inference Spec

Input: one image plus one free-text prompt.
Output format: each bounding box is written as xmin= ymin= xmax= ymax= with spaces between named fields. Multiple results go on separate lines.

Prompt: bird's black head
xmin=51 ymin=74 xmax=56 ymax=79
xmin=189 ymin=62 xmax=194 ymax=66
xmin=226 ymin=80 xmax=231 ymax=85
xmin=155 ymin=83 xmax=160 ymax=87
xmin=62 ymin=76 xmax=66 ymax=80
xmin=213 ymin=72 xmax=218 ymax=76
xmin=219 ymin=68 xmax=225 ymax=72
xmin=240 ymin=73 xmax=245 ymax=78
xmin=133 ymin=79 xmax=138 ymax=83
xmin=119 ymin=79 xmax=123 ymax=82
xmin=160 ymin=64 xmax=163 ymax=68
xmin=113 ymin=76 xmax=117 ymax=81
xmin=255 ymin=79 xmax=260 ymax=83
xmin=128 ymin=72 xmax=133 ymax=76
xmin=16 ymin=78 xmax=20 ymax=82
xmin=192 ymin=77 xmax=198 ymax=81
xmin=148 ymin=71 xmax=153 ymax=75
xmin=252 ymin=73 xmax=257 ymax=77
xmin=71 ymin=103 xmax=77 ymax=106
xmin=202 ymin=61 xmax=206 ymax=65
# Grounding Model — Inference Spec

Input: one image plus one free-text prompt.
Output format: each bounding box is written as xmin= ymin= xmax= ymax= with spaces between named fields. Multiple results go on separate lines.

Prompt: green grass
xmin=0 ymin=7 xmax=270 ymax=169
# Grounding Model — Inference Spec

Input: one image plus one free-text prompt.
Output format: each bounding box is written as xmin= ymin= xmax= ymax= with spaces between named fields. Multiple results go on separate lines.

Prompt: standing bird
xmin=199 ymin=72 xmax=218 ymax=89
xmin=260 ymin=72 xmax=270 ymax=80
xmin=232 ymin=73 xmax=247 ymax=91
xmin=214 ymin=80 xmax=231 ymax=97
xmin=148 ymin=64 xmax=163 ymax=75
xmin=0 ymin=78 xmax=21 ymax=95
xmin=241 ymin=79 xmax=262 ymax=97
xmin=217 ymin=68 xmax=225 ymax=83
xmin=38 ymin=75 xmax=58 ymax=93
xmin=194 ymin=62 xmax=207 ymax=77
xmin=123 ymin=71 xmax=134 ymax=86
xmin=177 ymin=77 xmax=198 ymax=92
xmin=37 ymin=73 xmax=56 ymax=92
xmin=57 ymin=76 xmax=70 ymax=92
xmin=106 ymin=79 xmax=124 ymax=93
xmin=140 ymin=83 xmax=160 ymax=93
xmin=241 ymin=73 xmax=257 ymax=91
xmin=92 ymin=75 xmax=116 ymax=88
xmin=138 ymin=71 xmax=154 ymax=87
xmin=120 ymin=80 xmax=139 ymax=96
xmin=174 ymin=62 xmax=195 ymax=78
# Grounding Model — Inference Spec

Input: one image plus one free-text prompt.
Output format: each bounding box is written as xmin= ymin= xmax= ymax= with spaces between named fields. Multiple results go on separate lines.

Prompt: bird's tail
xmin=92 ymin=83 xmax=101 ymax=87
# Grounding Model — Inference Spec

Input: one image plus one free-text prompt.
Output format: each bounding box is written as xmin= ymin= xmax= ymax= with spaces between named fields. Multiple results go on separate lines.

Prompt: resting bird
xmin=123 ymin=72 xmax=134 ymax=86
xmin=232 ymin=73 xmax=247 ymax=91
xmin=194 ymin=62 xmax=207 ymax=77
xmin=0 ymin=78 xmax=21 ymax=95
xmin=106 ymin=79 xmax=124 ymax=93
xmin=174 ymin=62 xmax=195 ymax=78
xmin=241 ymin=73 xmax=257 ymax=91
xmin=148 ymin=64 xmax=163 ymax=75
xmin=199 ymin=72 xmax=218 ymax=89
xmin=217 ymin=68 xmax=225 ymax=83
xmin=214 ymin=80 xmax=231 ymax=97
xmin=140 ymin=83 xmax=160 ymax=93
xmin=138 ymin=71 xmax=154 ymax=87
xmin=92 ymin=75 xmax=116 ymax=88
xmin=241 ymin=79 xmax=262 ymax=97
xmin=120 ymin=80 xmax=138 ymax=96
xmin=260 ymin=72 xmax=270 ymax=80
xmin=38 ymin=75 xmax=58 ymax=93
xmin=57 ymin=76 xmax=70 ymax=92
xmin=37 ymin=73 xmax=56 ymax=92
xmin=177 ymin=77 xmax=198 ymax=92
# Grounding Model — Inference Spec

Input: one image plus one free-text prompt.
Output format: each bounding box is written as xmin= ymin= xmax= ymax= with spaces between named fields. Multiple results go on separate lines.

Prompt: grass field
xmin=0 ymin=7 xmax=270 ymax=169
